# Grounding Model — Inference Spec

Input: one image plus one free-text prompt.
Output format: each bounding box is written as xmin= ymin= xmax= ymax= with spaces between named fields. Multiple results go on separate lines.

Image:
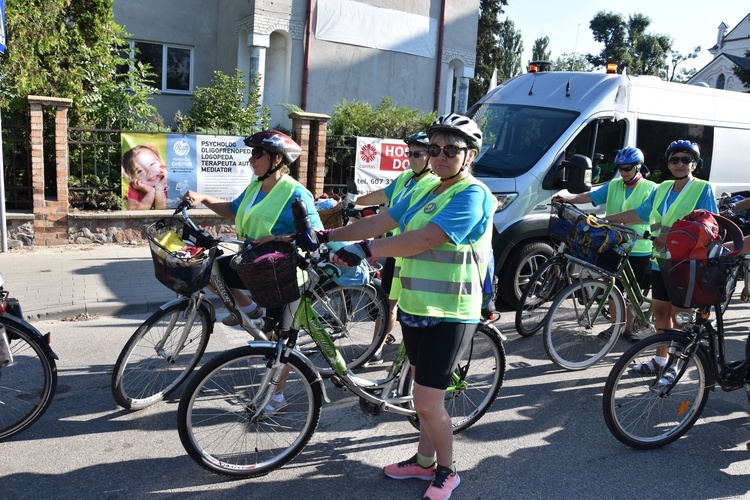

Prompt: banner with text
xmin=354 ymin=137 xmax=411 ymax=195
xmin=121 ymin=132 xmax=254 ymax=210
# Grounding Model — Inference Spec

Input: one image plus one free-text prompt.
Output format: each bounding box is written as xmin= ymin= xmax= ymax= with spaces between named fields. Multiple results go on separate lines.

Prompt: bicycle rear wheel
xmin=407 ymin=324 xmax=506 ymax=434
xmin=0 ymin=319 xmax=57 ymax=441
xmin=543 ymin=278 xmax=624 ymax=370
xmin=515 ymin=256 xmax=568 ymax=337
xmin=177 ymin=345 xmax=322 ymax=478
xmin=111 ymin=299 xmax=211 ymax=410
xmin=602 ymin=333 xmax=710 ymax=449
xmin=298 ymin=281 xmax=388 ymax=375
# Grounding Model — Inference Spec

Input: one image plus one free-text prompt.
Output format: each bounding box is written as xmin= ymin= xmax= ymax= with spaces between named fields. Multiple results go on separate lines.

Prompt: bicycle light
xmin=674 ymin=312 xmax=693 ymax=326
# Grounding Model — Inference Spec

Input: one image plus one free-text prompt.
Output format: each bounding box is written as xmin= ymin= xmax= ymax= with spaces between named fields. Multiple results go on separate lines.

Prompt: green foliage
xmin=731 ymin=50 xmax=750 ymax=92
xmin=664 ymin=47 xmax=701 ymax=83
xmin=469 ymin=0 xmax=509 ymax=106
xmin=552 ymin=53 xmax=594 ymax=72
xmin=532 ymin=37 xmax=551 ymax=61
xmin=174 ymin=70 xmax=270 ymax=135
xmin=328 ymin=97 xmax=436 ymax=139
xmin=498 ymin=19 xmax=524 ymax=81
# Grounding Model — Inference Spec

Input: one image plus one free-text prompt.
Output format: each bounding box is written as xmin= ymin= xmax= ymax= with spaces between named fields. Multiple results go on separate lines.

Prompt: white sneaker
xmin=263 ymin=395 xmax=287 ymax=416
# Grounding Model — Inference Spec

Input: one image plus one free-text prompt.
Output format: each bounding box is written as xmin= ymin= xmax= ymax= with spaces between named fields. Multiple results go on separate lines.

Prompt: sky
xmin=502 ymin=1 xmax=749 ymax=73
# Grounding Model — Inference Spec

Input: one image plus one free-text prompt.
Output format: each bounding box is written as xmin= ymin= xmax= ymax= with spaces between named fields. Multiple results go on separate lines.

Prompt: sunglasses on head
xmin=617 ymin=164 xmax=637 ymax=172
xmin=250 ymin=148 xmax=268 ymax=159
xmin=668 ymin=156 xmax=693 ymax=165
xmin=406 ymin=151 xmax=427 ymax=158
xmin=427 ymin=144 xmax=467 ymax=159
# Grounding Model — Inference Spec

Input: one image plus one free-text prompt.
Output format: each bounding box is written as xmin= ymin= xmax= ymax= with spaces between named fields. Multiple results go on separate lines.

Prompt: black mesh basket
xmin=549 ymin=201 xmax=586 ymax=243
xmin=564 ymin=215 xmax=636 ymax=274
xmin=231 ymin=241 xmax=300 ymax=308
xmin=658 ymin=257 xmax=731 ymax=308
xmin=144 ymin=218 xmax=217 ymax=295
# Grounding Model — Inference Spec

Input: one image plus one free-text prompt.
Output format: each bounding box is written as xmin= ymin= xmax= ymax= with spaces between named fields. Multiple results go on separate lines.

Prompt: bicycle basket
xmin=318 ymin=202 xmax=344 ymax=229
xmin=144 ymin=218 xmax=217 ymax=295
xmin=565 ymin=215 xmax=635 ymax=273
xmin=549 ymin=201 xmax=586 ymax=243
xmin=231 ymin=240 xmax=300 ymax=308
xmin=658 ymin=257 xmax=731 ymax=308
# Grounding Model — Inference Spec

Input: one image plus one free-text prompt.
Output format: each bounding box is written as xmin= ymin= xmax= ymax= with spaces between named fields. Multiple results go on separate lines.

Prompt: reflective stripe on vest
xmin=397 ymin=176 xmax=496 ymax=320
xmin=605 ymin=177 xmax=656 ymax=254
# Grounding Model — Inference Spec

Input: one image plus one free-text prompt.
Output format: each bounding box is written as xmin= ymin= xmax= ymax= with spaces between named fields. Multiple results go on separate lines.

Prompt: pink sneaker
xmin=423 ymin=465 xmax=460 ymax=499
xmin=383 ymin=454 xmax=436 ymax=480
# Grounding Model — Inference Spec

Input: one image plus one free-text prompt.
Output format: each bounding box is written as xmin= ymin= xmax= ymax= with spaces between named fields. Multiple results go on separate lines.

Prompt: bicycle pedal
xmin=385 ymin=334 xmax=396 ymax=345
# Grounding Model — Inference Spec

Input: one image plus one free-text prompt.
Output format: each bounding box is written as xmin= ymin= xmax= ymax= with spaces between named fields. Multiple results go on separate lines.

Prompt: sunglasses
xmin=617 ymin=165 xmax=637 ymax=172
xmin=668 ymin=156 xmax=693 ymax=165
xmin=427 ymin=144 xmax=467 ymax=159
xmin=250 ymin=148 xmax=268 ymax=159
xmin=406 ymin=151 xmax=427 ymax=158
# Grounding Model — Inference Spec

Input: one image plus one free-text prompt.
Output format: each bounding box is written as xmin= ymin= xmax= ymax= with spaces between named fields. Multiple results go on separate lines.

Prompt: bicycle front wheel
xmin=602 ymin=333 xmax=710 ymax=449
xmin=177 ymin=345 xmax=322 ymax=478
xmin=544 ymin=278 xmax=624 ymax=370
xmin=111 ymin=300 xmax=212 ymax=410
xmin=0 ymin=320 xmax=57 ymax=441
xmin=298 ymin=282 xmax=388 ymax=375
xmin=515 ymin=256 xmax=568 ymax=337
xmin=407 ymin=324 xmax=506 ymax=434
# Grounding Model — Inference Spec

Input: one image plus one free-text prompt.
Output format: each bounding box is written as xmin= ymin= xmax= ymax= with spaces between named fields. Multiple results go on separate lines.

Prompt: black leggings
xmin=400 ymin=320 xmax=477 ymax=390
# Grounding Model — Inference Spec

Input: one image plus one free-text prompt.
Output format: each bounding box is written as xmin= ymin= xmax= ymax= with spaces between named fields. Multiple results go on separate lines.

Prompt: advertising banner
xmin=353 ymin=137 xmax=411 ymax=195
xmin=121 ymin=133 xmax=253 ymax=210
xmin=0 ymin=0 xmax=5 ymax=54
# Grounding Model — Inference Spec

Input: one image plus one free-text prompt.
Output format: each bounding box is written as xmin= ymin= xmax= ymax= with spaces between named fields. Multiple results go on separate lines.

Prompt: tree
xmin=731 ymin=50 xmax=750 ymax=92
xmin=665 ymin=47 xmax=700 ymax=83
xmin=552 ymin=53 xmax=594 ymax=72
xmin=587 ymin=11 xmax=672 ymax=77
xmin=469 ymin=0 xmax=509 ymax=107
xmin=0 ymin=0 xmax=158 ymax=127
xmin=498 ymin=19 xmax=524 ymax=81
xmin=532 ymin=36 xmax=551 ymax=62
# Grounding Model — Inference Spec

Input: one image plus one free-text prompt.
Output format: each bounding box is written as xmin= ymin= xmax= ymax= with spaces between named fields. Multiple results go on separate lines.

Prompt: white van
xmin=467 ymin=67 xmax=750 ymax=307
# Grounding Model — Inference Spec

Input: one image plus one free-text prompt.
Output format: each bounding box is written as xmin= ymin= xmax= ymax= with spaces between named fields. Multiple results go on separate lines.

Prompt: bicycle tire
xmin=111 ymin=299 xmax=212 ymax=410
xmin=602 ymin=333 xmax=710 ymax=449
xmin=177 ymin=344 xmax=322 ymax=478
xmin=0 ymin=319 xmax=57 ymax=441
xmin=543 ymin=278 xmax=624 ymax=371
xmin=297 ymin=281 xmax=389 ymax=375
xmin=407 ymin=324 xmax=506 ymax=434
xmin=515 ymin=256 xmax=568 ymax=337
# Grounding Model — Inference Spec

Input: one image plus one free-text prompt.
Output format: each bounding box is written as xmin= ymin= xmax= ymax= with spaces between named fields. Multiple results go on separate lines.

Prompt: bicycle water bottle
xmin=292 ymin=197 xmax=320 ymax=252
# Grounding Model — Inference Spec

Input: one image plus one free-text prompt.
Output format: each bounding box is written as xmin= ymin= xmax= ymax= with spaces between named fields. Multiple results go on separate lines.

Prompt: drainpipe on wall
xmin=302 ymin=0 xmax=314 ymax=110
xmin=433 ymin=0 xmax=446 ymax=112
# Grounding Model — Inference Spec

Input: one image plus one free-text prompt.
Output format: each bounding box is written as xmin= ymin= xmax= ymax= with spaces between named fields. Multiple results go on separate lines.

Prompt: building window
xmin=128 ymin=41 xmax=193 ymax=93
xmin=716 ymin=73 xmax=725 ymax=90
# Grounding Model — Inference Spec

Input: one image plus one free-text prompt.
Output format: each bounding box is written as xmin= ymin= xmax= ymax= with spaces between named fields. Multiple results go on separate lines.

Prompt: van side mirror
xmin=542 ymin=153 xmax=592 ymax=193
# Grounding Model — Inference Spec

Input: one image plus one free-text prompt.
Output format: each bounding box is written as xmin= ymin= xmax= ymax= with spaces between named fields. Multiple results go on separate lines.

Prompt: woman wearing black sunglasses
xmin=560 ymin=147 xmax=656 ymax=343
xmin=316 ymin=113 xmax=496 ymax=499
xmin=607 ymin=140 xmax=718 ymax=375
xmin=182 ymin=130 xmax=322 ymax=336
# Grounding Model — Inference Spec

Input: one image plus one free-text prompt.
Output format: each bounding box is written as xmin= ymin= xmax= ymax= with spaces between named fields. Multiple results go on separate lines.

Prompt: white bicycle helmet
xmin=244 ymin=130 xmax=302 ymax=164
xmin=428 ymin=113 xmax=483 ymax=151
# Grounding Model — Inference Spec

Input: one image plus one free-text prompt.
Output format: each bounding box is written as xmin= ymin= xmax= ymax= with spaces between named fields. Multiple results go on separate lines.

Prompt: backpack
xmin=665 ymin=210 xmax=722 ymax=261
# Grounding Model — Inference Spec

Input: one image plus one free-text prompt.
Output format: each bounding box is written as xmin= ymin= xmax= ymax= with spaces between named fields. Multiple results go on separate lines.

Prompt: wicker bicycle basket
xmin=231 ymin=240 xmax=300 ymax=308
xmin=144 ymin=218 xmax=217 ymax=295
xmin=318 ymin=202 xmax=344 ymax=229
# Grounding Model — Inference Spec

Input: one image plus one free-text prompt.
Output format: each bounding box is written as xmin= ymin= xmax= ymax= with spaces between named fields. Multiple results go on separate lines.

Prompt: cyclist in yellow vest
xmin=183 ymin=130 xmax=322 ymax=338
xmin=562 ymin=147 xmax=656 ymax=343
xmin=317 ymin=114 xmax=496 ymax=500
xmin=607 ymin=140 xmax=717 ymax=376
xmin=349 ymin=131 xmax=436 ymax=363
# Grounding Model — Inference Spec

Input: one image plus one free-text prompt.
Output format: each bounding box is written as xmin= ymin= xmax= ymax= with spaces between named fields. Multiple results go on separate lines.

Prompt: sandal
xmin=622 ymin=329 xmax=640 ymax=344
xmin=631 ymin=357 xmax=665 ymax=376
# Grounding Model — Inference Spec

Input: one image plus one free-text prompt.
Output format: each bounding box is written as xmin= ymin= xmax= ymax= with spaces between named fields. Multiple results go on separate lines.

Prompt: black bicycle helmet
xmin=428 ymin=113 xmax=483 ymax=151
xmin=244 ymin=130 xmax=302 ymax=164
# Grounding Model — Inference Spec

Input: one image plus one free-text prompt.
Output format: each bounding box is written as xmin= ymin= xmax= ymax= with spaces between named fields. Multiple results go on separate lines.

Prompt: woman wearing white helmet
xmin=317 ymin=113 xmax=496 ymax=499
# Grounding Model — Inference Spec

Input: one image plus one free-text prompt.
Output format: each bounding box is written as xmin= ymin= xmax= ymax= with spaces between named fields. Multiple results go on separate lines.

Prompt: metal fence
xmin=1 ymin=114 xmax=32 ymax=210
xmin=323 ymin=134 xmax=356 ymax=197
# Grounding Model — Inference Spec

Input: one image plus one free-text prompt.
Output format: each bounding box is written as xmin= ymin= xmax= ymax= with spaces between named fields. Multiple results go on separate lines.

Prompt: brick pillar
xmin=28 ymin=95 xmax=73 ymax=246
xmin=289 ymin=111 xmax=330 ymax=197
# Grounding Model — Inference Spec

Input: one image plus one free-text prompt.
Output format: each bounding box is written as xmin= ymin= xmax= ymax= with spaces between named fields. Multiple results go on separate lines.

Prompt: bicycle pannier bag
xmin=666 ymin=209 xmax=721 ymax=261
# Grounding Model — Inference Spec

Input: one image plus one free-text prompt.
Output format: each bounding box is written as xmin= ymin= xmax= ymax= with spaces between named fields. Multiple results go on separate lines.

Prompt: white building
xmin=688 ymin=12 xmax=750 ymax=91
xmin=114 ymin=0 xmax=480 ymax=129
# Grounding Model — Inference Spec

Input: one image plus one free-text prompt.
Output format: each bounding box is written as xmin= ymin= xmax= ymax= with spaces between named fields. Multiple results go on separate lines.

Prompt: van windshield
xmin=469 ymin=103 xmax=578 ymax=177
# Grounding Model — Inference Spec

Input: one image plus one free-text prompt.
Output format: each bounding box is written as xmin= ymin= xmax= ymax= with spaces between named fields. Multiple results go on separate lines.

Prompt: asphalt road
xmin=1 ymin=302 xmax=749 ymax=500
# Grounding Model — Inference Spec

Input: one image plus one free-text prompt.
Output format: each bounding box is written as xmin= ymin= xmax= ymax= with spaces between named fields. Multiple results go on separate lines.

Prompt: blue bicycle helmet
xmin=665 ymin=140 xmax=700 ymax=161
xmin=405 ymin=132 xmax=429 ymax=148
xmin=615 ymin=147 xmax=644 ymax=165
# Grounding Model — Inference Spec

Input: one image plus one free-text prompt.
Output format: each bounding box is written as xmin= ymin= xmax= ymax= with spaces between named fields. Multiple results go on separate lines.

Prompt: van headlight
xmin=494 ymin=193 xmax=518 ymax=212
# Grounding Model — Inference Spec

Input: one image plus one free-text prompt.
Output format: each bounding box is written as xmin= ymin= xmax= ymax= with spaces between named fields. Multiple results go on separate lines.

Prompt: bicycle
xmin=602 ymin=215 xmax=746 ymax=449
xmin=176 ymin=247 xmax=507 ymax=478
xmin=541 ymin=214 xmax=647 ymax=371
xmin=0 ymin=271 xmax=59 ymax=441
xmin=111 ymin=202 xmax=389 ymax=410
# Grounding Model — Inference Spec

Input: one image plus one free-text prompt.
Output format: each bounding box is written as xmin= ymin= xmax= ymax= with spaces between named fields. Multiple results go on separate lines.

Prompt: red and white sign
xmin=354 ymin=137 xmax=410 ymax=195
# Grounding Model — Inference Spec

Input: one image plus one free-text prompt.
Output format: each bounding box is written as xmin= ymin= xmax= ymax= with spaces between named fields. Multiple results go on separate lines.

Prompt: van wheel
xmin=498 ymin=241 xmax=554 ymax=309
